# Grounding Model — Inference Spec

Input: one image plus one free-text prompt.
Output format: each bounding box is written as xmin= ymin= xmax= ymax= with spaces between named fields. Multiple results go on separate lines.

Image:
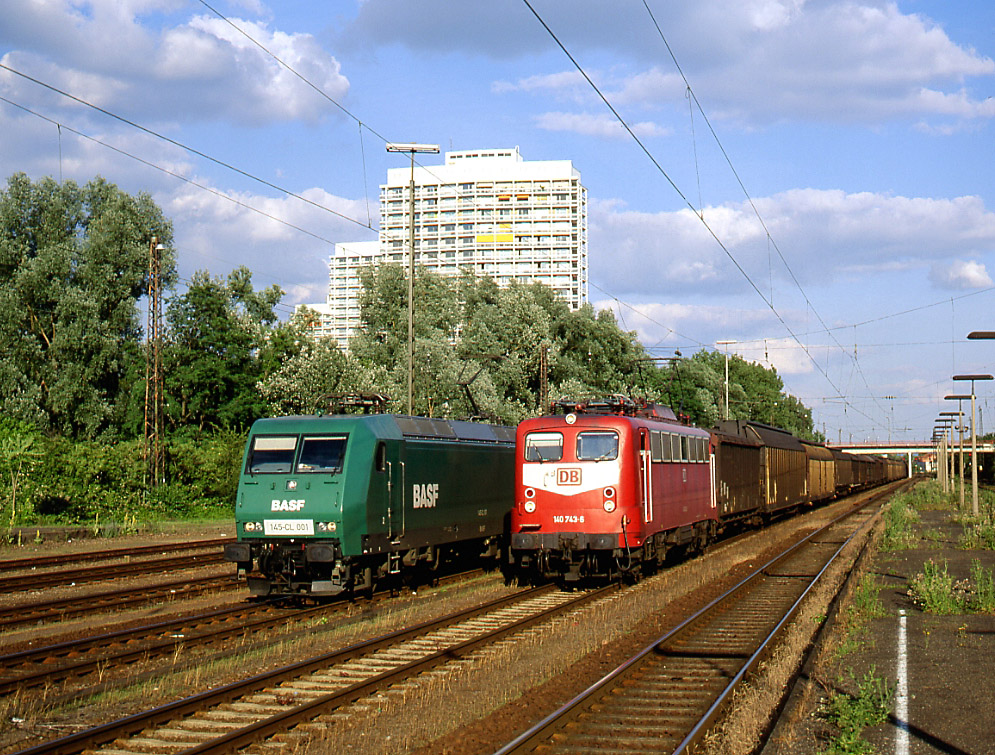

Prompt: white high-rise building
xmin=307 ymin=148 xmax=588 ymax=349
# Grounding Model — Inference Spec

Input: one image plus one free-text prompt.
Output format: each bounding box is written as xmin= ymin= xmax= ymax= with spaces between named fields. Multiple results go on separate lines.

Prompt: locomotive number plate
xmin=264 ymin=519 xmax=314 ymax=536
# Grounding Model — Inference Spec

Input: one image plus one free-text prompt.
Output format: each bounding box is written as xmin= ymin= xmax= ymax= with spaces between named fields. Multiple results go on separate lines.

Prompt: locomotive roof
xmin=249 ymin=413 xmax=515 ymax=444
xmin=527 ymin=412 xmax=709 ymax=436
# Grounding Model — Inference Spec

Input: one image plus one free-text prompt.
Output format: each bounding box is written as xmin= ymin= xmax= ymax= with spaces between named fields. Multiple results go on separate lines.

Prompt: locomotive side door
xmin=377 ymin=440 xmax=406 ymax=544
xmin=640 ymin=428 xmax=653 ymax=522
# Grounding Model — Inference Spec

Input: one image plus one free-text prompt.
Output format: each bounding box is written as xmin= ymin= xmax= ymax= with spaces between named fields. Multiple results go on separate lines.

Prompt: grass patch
xmin=824 ymin=667 xmax=894 ymax=755
xmin=959 ymin=517 xmax=995 ymax=550
xmin=879 ymin=495 xmax=921 ymax=551
xmin=832 ymin=573 xmax=886 ymax=661
xmin=907 ymin=558 xmax=995 ymax=614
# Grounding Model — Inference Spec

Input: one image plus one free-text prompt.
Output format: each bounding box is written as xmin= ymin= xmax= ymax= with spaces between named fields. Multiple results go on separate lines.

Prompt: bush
xmin=1 ymin=429 xmax=243 ymax=527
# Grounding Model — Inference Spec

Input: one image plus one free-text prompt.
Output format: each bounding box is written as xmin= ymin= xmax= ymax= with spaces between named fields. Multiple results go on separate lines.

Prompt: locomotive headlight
xmin=244 ymin=521 xmax=262 ymax=532
xmin=603 ymin=499 xmax=616 ymax=513
xmin=524 ymin=500 xmax=537 ymax=513
xmin=317 ymin=521 xmax=338 ymax=532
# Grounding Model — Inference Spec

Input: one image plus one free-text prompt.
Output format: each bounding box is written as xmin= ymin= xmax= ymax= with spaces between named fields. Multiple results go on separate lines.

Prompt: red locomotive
xmin=510 ymin=396 xmax=906 ymax=583
xmin=510 ymin=396 xmax=716 ymax=582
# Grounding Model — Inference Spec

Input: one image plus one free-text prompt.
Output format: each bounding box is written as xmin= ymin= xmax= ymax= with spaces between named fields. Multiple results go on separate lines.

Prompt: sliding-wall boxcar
xmin=715 ymin=420 xmax=808 ymax=516
xmin=224 ymin=413 xmax=515 ymax=597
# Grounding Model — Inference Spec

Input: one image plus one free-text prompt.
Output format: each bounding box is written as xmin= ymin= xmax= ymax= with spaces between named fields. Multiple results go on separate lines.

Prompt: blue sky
xmin=2 ymin=0 xmax=995 ymax=443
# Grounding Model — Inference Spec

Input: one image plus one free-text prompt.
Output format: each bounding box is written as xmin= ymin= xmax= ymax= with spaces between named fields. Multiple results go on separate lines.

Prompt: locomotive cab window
xmin=247 ymin=435 xmax=297 ymax=474
xmin=576 ymin=431 xmax=618 ymax=461
xmin=524 ymin=432 xmax=564 ymax=462
xmin=297 ymin=435 xmax=348 ymax=473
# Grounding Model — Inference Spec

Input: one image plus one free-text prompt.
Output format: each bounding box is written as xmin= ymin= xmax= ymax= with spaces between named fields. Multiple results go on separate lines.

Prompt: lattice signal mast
xmin=144 ymin=236 xmax=165 ymax=488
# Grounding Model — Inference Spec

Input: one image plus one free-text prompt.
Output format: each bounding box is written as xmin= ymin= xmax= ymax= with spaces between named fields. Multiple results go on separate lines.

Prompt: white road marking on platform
xmin=896 ymin=609 xmax=909 ymax=755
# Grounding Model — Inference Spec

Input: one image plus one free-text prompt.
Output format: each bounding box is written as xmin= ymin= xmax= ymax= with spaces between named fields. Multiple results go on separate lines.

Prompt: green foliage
xmin=0 ymin=419 xmax=44 ymax=526
xmin=164 ymin=267 xmax=285 ymax=432
xmin=824 ymin=667 xmax=893 ymax=755
xmin=0 ymin=177 xmax=826 ymax=525
xmin=970 ymin=559 xmax=995 ymax=613
xmin=879 ymin=494 xmax=921 ymax=551
xmin=0 ymin=173 xmax=174 ymax=438
xmin=907 ymin=559 xmax=967 ymax=614
xmin=834 ymin=574 xmax=887 ymax=659
xmin=960 ymin=518 xmax=995 ymax=550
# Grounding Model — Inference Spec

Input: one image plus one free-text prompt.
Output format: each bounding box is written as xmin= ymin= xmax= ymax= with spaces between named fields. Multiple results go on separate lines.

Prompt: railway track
xmin=0 ymin=568 xmax=494 ymax=697
xmin=11 ymin=583 xmax=618 ymax=755
xmin=0 ymin=599 xmax=300 ymax=695
xmin=0 ymin=574 xmax=240 ymax=631
xmin=493 ymin=483 xmax=906 ymax=755
xmin=0 ymin=550 xmax=228 ymax=593
xmin=0 ymin=537 xmax=233 ymax=573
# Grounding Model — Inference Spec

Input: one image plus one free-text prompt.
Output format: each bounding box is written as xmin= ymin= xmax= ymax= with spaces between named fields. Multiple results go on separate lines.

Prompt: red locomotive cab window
xmin=524 ymin=432 xmax=563 ymax=462
xmin=576 ymin=431 xmax=619 ymax=461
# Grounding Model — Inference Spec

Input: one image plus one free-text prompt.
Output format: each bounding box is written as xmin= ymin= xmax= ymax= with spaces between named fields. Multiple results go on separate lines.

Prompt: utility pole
xmin=144 ymin=236 xmax=165 ymax=489
xmin=386 ymin=142 xmax=439 ymax=416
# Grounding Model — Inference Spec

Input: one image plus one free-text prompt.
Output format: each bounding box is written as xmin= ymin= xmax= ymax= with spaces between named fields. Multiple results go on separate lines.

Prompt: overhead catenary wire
xmin=637 ymin=0 xmax=891 ymax=425
xmin=520 ymin=0 xmax=880 ymax=428
xmin=0 ymin=62 xmax=376 ymax=233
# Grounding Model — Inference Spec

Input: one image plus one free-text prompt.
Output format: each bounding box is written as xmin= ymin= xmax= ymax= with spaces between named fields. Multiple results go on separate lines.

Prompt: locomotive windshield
xmin=246 ymin=435 xmax=297 ymax=473
xmin=524 ymin=432 xmax=563 ymax=462
xmin=297 ymin=435 xmax=347 ymax=473
xmin=576 ymin=431 xmax=618 ymax=461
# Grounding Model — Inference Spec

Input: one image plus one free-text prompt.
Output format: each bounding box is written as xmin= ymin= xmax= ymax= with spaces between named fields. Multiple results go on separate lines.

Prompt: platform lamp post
xmin=952 ymin=373 xmax=992 ymax=517
xmin=386 ymin=142 xmax=439 ymax=416
xmin=945 ymin=393 xmax=972 ymax=508
xmin=940 ymin=409 xmax=965 ymax=509
xmin=716 ymin=340 xmax=737 ymax=420
xmin=934 ymin=418 xmax=953 ymax=492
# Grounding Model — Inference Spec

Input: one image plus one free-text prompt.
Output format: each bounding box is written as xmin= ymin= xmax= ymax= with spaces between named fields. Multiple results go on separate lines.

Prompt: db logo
xmin=557 ymin=468 xmax=582 ymax=485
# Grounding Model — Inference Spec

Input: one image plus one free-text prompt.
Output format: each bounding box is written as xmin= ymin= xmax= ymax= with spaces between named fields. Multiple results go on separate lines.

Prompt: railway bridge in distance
xmin=829 ymin=440 xmax=995 ymax=477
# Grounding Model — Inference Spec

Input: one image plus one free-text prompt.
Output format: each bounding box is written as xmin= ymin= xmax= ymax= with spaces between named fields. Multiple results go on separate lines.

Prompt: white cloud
xmin=355 ymin=1 xmax=995 ymax=127
xmin=163 ymin=180 xmax=374 ymax=302
xmin=590 ymin=190 xmax=995 ymax=296
xmin=0 ymin=2 xmax=349 ymax=126
xmin=929 ymin=259 xmax=994 ymax=290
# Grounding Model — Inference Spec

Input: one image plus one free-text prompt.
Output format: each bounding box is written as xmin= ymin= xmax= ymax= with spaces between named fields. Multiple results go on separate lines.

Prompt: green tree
xmin=258 ymin=325 xmax=381 ymax=416
xmin=163 ymin=267 xmax=282 ymax=432
xmin=0 ymin=173 xmax=174 ymax=438
xmin=0 ymin=420 xmax=44 ymax=526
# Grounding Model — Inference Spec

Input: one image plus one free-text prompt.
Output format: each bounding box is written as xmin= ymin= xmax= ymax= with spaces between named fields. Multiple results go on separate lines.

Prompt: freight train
xmin=510 ymin=396 xmax=905 ymax=583
xmin=223 ymin=408 xmax=515 ymax=597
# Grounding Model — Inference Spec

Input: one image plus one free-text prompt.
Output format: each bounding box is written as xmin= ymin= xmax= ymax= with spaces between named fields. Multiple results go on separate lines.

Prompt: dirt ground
xmin=7 ymin=494 xmax=994 ymax=755
xmin=765 ymin=506 xmax=995 ymax=755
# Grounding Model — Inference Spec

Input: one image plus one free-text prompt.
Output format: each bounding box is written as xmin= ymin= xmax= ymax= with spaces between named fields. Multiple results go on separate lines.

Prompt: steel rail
xmin=0 ymin=538 xmax=232 ymax=573
xmin=0 ymin=567 xmax=493 ymax=695
xmin=0 ymin=574 xmax=238 ymax=630
xmin=11 ymin=583 xmax=616 ymax=755
xmin=0 ymin=551 xmax=227 ymax=592
xmin=493 ymin=481 xmax=908 ymax=755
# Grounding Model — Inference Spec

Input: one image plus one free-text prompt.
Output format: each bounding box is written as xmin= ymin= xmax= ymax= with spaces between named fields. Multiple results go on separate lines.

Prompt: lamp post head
xmin=386 ymin=143 xmax=440 ymax=153
xmin=953 ymin=374 xmax=994 ymax=382
xmin=967 ymin=331 xmax=995 ymax=340
xmin=945 ymin=394 xmax=971 ymax=400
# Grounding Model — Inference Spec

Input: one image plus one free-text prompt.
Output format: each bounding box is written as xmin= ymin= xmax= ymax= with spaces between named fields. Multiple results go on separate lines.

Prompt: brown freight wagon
xmin=715 ymin=421 xmax=808 ymax=516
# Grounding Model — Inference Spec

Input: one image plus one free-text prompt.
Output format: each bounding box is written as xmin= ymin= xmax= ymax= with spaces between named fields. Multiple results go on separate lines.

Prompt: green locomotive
xmin=223 ymin=411 xmax=516 ymax=596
